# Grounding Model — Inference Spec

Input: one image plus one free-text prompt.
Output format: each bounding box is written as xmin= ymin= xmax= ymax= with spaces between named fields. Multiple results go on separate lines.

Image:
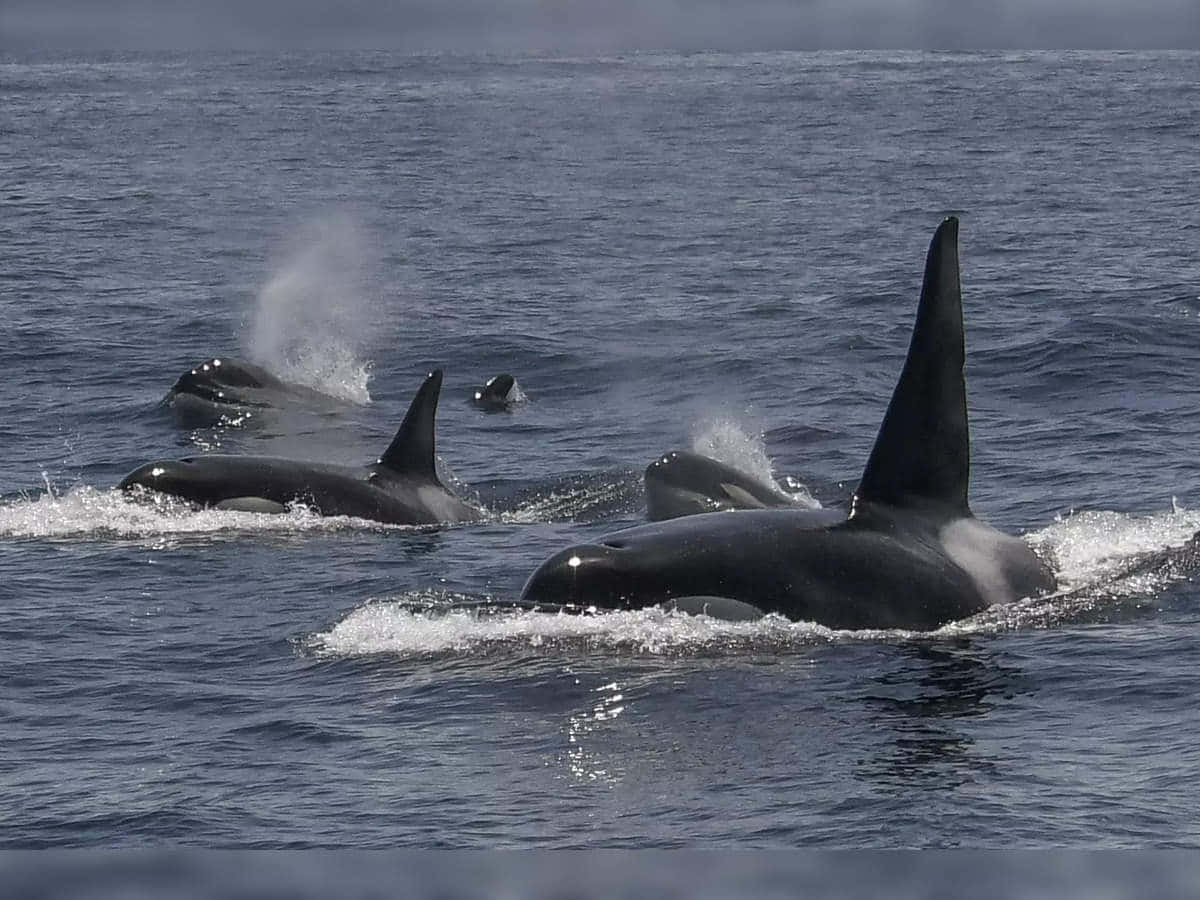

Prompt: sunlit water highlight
xmin=3 ymin=50 xmax=1200 ymax=849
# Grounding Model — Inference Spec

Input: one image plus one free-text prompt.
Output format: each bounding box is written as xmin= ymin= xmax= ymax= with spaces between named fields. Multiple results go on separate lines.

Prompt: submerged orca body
xmin=122 ymin=370 xmax=483 ymax=526
xmin=164 ymin=357 xmax=343 ymax=426
xmin=645 ymin=449 xmax=825 ymax=521
xmin=520 ymin=219 xmax=1056 ymax=630
xmin=471 ymin=373 xmax=525 ymax=411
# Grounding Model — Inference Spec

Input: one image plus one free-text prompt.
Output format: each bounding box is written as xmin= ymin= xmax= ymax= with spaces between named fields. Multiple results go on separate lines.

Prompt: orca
xmin=122 ymin=370 xmax=484 ymax=526
xmin=645 ymin=449 xmax=829 ymax=521
xmin=471 ymin=373 xmax=525 ymax=411
xmin=164 ymin=356 xmax=345 ymax=426
xmin=519 ymin=218 xmax=1057 ymax=630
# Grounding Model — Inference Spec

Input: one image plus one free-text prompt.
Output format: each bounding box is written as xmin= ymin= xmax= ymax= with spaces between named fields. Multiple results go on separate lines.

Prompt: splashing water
xmin=690 ymin=418 xmax=821 ymax=507
xmin=1027 ymin=503 xmax=1200 ymax=590
xmin=0 ymin=484 xmax=428 ymax=542
xmin=311 ymin=505 xmax=1200 ymax=658
xmin=308 ymin=592 xmax=840 ymax=658
xmin=245 ymin=213 xmax=377 ymax=404
xmin=690 ymin=419 xmax=775 ymax=482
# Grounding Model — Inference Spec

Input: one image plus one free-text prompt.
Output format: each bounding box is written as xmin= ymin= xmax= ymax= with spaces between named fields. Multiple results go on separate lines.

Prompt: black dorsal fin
xmin=854 ymin=217 xmax=969 ymax=513
xmin=377 ymin=370 xmax=443 ymax=482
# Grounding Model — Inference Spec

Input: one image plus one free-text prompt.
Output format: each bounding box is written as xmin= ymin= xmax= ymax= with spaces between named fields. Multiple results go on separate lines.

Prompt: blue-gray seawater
xmin=2 ymin=50 xmax=1200 ymax=848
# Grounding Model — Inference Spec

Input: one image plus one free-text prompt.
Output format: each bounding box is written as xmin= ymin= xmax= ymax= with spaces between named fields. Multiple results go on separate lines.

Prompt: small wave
xmin=307 ymin=592 xmax=846 ymax=658
xmin=1027 ymin=503 xmax=1200 ymax=590
xmin=500 ymin=475 xmax=641 ymax=524
xmin=314 ymin=589 xmax=1123 ymax=660
xmin=935 ymin=506 xmax=1200 ymax=632
xmin=309 ymin=579 xmax=1186 ymax=661
xmin=307 ymin=591 xmax=1052 ymax=661
xmin=504 ymin=380 xmax=529 ymax=406
xmin=311 ymin=504 xmax=1200 ymax=659
xmin=0 ymin=484 xmax=426 ymax=541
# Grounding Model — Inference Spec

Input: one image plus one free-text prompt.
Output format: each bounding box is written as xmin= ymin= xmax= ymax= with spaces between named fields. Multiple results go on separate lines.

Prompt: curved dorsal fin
xmin=854 ymin=217 xmax=969 ymax=514
xmin=377 ymin=370 xmax=442 ymax=482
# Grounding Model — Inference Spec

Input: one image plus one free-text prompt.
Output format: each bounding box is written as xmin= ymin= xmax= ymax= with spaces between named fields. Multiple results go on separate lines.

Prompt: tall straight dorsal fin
xmin=377 ymin=370 xmax=443 ymax=482
xmin=854 ymin=217 xmax=969 ymax=513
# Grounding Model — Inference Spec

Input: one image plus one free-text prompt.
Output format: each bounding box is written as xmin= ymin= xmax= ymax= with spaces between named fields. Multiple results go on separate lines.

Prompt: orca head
xmin=520 ymin=539 xmax=763 ymax=619
xmin=518 ymin=538 xmax=769 ymax=621
xmin=119 ymin=456 xmax=227 ymax=505
xmin=645 ymin=451 xmax=725 ymax=518
xmin=168 ymin=357 xmax=273 ymax=406
xmin=644 ymin=449 xmax=787 ymax=520
xmin=472 ymin=373 xmax=523 ymax=410
xmin=520 ymin=539 xmax=670 ymax=610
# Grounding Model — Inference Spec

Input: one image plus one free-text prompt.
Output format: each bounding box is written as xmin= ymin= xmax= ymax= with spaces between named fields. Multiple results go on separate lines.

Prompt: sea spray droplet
xmin=246 ymin=213 xmax=377 ymax=405
xmin=690 ymin=418 xmax=777 ymax=486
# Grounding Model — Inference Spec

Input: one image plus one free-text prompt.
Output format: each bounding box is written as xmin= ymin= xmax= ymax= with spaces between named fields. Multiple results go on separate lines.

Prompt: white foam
xmin=312 ymin=505 xmax=1200 ymax=658
xmin=268 ymin=344 xmax=373 ymax=406
xmin=309 ymin=595 xmax=841 ymax=658
xmin=314 ymin=589 xmax=1081 ymax=659
xmin=0 ymin=484 xmax=421 ymax=541
xmin=1026 ymin=502 xmax=1200 ymax=589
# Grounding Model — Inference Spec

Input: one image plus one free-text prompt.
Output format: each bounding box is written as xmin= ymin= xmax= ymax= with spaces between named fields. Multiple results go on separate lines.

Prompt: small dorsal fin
xmin=377 ymin=370 xmax=443 ymax=482
xmin=854 ymin=217 xmax=970 ymax=513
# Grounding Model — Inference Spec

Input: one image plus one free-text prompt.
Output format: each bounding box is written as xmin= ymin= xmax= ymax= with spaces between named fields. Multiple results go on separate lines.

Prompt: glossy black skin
xmin=164 ymin=357 xmax=342 ymax=426
xmin=520 ymin=503 xmax=1051 ymax=631
xmin=520 ymin=218 xmax=1058 ymax=630
xmin=645 ymin=449 xmax=816 ymax=521
xmin=471 ymin=373 xmax=523 ymax=412
xmin=119 ymin=455 xmax=481 ymax=525
xmin=124 ymin=369 xmax=483 ymax=526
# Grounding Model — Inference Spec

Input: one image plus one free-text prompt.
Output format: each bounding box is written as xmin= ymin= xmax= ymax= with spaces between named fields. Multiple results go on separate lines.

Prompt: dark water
xmin=3 ymin=50 xmax=1200 ymax=848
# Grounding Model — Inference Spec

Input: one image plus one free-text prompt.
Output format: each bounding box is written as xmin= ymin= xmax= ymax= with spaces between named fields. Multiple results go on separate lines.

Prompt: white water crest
xmin=245 ymin=213 xmax=377 ymax=404
xmin=309 ymin=593 xmax=839 ymax=658
xmin=0 ymin=484 xmax=429 ymax=542
xmin=312 ymin=505 xmax=1200 ymax=658
xmin=1026 ymin=502 xmax=1200 ymax=590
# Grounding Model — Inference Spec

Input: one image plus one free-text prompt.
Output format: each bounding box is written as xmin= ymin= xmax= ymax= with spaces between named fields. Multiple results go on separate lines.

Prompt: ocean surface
xmin=2 ymin=49 xmax=1200 ymax=848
